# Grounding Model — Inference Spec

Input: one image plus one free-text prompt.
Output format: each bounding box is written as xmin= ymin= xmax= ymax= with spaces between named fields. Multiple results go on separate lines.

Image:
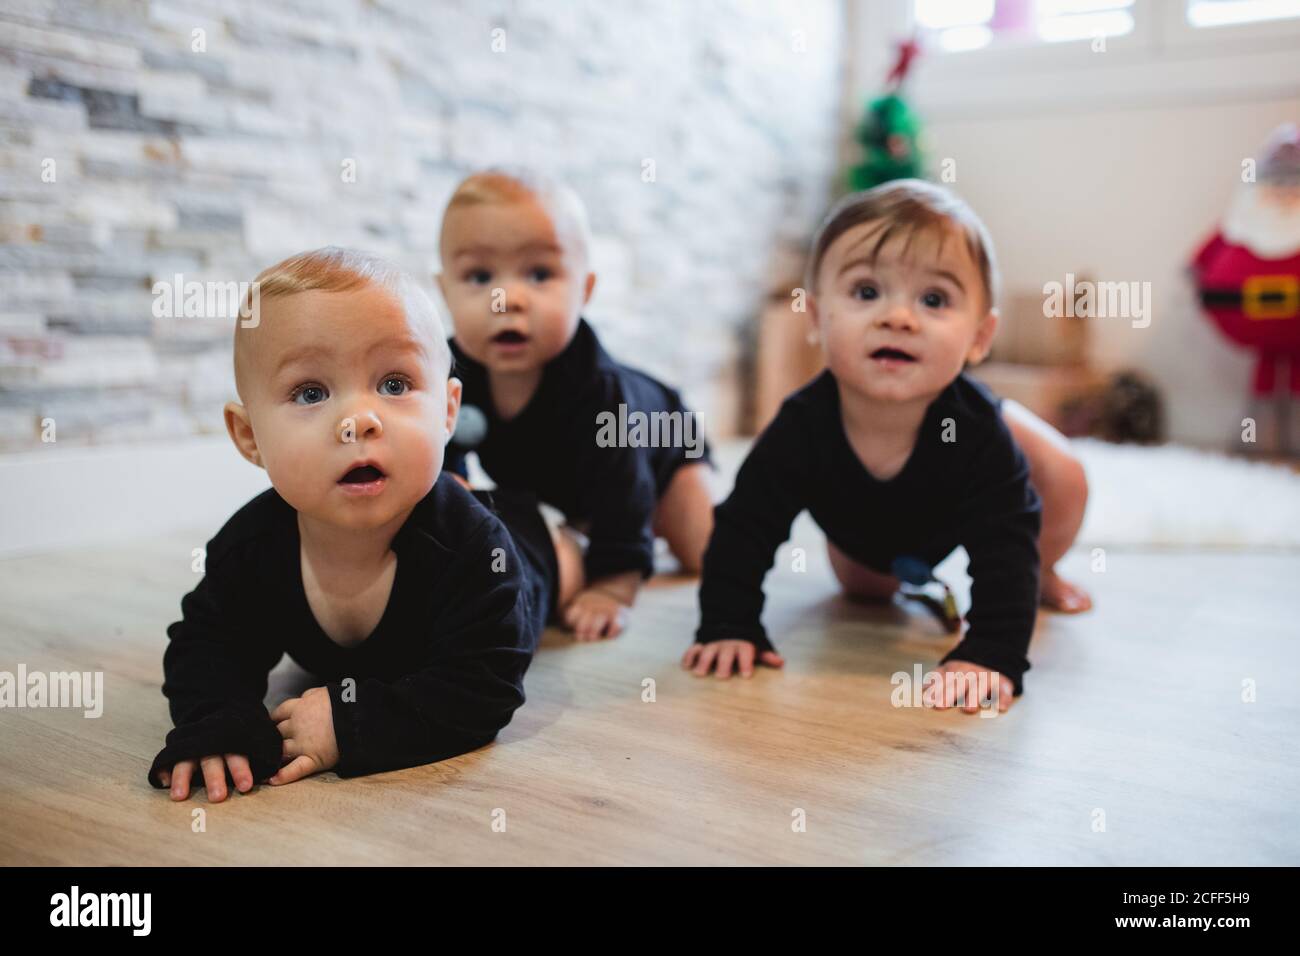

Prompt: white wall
xmin=924 ymin=97 xmax=1300 ymax=446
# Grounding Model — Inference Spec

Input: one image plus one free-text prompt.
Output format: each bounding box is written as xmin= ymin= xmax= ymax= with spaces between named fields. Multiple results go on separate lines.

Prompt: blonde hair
xmin=440 ymin=166 xmax=592 ymax=264
xmin=234 ymin=246 xmax=451 ymax=398
xmin=806 ymin=179 xmax=999 ymax=311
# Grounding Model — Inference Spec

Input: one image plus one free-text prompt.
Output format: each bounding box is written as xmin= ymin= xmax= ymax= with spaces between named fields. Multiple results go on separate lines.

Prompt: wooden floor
xmin=1 ymin=512 xmax=1297 ymax=865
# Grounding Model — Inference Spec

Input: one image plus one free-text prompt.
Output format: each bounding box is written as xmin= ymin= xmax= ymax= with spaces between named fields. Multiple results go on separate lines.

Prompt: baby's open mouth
xmin=339 ymin=464 xmax=385 ymax=484
xmin=491 ymin=329 xmax=528 ymax=345
xmin=871 ymin=346 xmax=917 ymax=362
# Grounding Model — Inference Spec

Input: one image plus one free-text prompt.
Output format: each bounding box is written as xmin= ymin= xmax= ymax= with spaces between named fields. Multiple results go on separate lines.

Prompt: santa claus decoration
xmin=1191 ymin=123 xmax=1300 ymax=454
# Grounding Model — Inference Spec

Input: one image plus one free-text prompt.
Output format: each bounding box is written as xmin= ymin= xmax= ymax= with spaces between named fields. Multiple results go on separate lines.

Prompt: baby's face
xmin=812 ymin=219 xmax=995 ymax=405
xmin=438 ymin=194 xmax=592 ymax=374
xmin=234 ymin=284 xmax=458 ymax=530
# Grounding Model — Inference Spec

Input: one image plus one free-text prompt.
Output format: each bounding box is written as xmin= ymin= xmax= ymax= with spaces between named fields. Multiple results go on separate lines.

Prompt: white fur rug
xmin=1073 ymin=439 xmax=1300 ymax=550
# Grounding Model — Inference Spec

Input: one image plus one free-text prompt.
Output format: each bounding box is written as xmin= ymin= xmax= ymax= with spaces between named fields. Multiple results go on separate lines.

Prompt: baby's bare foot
xmin=1041 ymin=569 xmax=1092 ymax=613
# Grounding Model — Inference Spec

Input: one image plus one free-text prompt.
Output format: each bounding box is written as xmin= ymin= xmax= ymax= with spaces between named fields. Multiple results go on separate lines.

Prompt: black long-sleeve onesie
xmin=446 ymin=317 xmax=712 ymax=583
xmin=146 ymin=473 xmax=557 ymax=787
xmin=696 ymin=369 xmax=1042 ymax=694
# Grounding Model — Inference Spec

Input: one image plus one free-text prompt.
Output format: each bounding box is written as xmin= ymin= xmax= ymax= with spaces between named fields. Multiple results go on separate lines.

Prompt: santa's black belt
xmin=1200 ymin=275 xmax=1300 ymax=318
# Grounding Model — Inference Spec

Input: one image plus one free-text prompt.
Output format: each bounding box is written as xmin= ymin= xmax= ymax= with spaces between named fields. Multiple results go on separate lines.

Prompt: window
xmin=1185 ymin=0 xmax=1300 ymax=27
xmin=911 ymin=0 xmax=1300 ymax=55
xmin=914 ymin=0 xmax=1136 ymax=53
xmin=855 ymin=0 xmax=1300 ymax=114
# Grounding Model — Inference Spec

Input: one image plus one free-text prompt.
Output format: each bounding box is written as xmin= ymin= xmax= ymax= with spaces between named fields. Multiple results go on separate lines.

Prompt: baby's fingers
xmin=714 ymin=644 xmax=738 ymax=679
xmin=200 ymin=754 xmax=229 ymax=802
xmin=269 ymin=697 xmax=297 ymax=722
xmin=167 ymin=760 xmax=196 ymax=801
xmin=603 ymin=606 xmax=627 ymax=639
xmin=225 ymin=753 xmax=254 ymax=792
xmin=681 ymin=644 xmax=703 ymax=669
xmin=691 ymin=643 xmax=720 ymax=677
xmin=269 ymin=755 xmax=317 ymax=786
xmin=758 ymin=650 xmax=786 ymax=669
xmin=953 ymin=672 xmax=982 ymax=713
xmin=997 ymin=676 xmax=1015 ymax=712
xmin=573 ymin=608 xmax=599 ymax=641
xmin=734 ymin=643 xmax=758 ymax=678
xmin=566 ymin=603 xmax=597 ymax=640
xmin=944 ymin=670 xmax=971 ymax=710
xmin=584 ymin=610 xmax=611 ymax=642
xmin=963 ymin=672 xmax=1005 ymax=713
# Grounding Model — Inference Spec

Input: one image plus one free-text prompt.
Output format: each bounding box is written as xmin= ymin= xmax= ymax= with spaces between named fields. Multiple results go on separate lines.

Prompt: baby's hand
xmin=563 ymin=586 xmax=630 ymax=641
xmin=930 ymin=660 xmax=1015 ymax=713
xmin=160 ymin=753 xmax=255 ymax=803
xmin=682 ymin=639 xmax=785 ymax=679
xmin=269 ymin=686 xmax=340 ymax=785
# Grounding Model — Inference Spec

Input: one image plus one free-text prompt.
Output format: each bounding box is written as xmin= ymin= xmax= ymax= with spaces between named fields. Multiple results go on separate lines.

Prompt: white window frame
xmin=1166 ymin=0 xmax=1300 ymax=48
xmin=848 ymin=0 xmax=1300 ymax=120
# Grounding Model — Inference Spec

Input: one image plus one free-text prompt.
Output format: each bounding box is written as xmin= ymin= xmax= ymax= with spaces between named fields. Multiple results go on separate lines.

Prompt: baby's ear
xmin=803 ymin=289 xmax=822 ymax=340
xmin=223 ymin=401 xmax=263 ymax=468
xmin=443 ymin=376 xmax=463 ymax=441
xmin=966 ymin=307 xmax=999 ymax=366
xmin=582 ymin=271 xmax=596 ymax=306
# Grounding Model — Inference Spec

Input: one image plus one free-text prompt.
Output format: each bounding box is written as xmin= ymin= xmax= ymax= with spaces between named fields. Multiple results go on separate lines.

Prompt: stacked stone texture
xmin=0 ymin=0 xmax=842 ymax=449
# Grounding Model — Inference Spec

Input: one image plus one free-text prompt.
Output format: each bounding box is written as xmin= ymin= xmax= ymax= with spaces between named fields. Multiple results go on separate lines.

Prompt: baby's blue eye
xmin=922 ymin=290 xmax=948 ymax=309
xmin=380 ymin=377 xmax=408 ymax=396
xmin=292 ymin=384 xmax=328 ymax=405
xmin=853 ymin=283 xmax=879 ymax=301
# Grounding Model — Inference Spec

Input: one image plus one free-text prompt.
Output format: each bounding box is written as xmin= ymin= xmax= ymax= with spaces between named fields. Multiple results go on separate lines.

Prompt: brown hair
xmin=805 ymin=179 xmax=999 ymax=310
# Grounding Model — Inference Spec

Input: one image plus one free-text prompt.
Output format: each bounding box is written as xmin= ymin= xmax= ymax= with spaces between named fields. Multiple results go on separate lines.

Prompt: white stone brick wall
xmin=0 ymin=0 xmax=843 ymax=450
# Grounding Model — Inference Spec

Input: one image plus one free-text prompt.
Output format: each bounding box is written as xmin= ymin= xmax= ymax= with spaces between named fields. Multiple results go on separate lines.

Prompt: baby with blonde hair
xmin=438 ymin=168 xmax=716 ymax=641
xmin=150 ymin=246 xmax=580 ymax=800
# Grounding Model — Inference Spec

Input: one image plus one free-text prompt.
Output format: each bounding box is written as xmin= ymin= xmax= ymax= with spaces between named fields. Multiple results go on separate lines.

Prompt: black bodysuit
xmin=147 ymin=473 xmax=556 ymax=787
xmin=695 ymin=369 xmax=1042 ymax=694
xmin=447 ymin=318 xmax=712 ymax=582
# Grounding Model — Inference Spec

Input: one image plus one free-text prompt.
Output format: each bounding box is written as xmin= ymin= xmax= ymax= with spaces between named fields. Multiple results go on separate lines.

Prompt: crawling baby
xmin=149 ymin=247 xmax=579 ymax=800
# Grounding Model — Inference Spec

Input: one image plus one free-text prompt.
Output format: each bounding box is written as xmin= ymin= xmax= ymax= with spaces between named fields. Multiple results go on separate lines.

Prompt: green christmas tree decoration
xmin=847 ymin=38 xmax=924 ymax=191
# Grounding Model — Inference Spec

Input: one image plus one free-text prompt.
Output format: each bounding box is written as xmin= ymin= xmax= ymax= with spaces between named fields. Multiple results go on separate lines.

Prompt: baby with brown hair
xmin=687 ymin=180 xmax=1090 ymax=710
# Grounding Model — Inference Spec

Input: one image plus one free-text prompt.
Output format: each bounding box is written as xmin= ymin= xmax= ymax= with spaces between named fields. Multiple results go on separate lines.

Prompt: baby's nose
xmin=338 ymin=409 xmax=382 ymax=442
xmin=878 ymin=302 xmax=918 ymax=329
xmin=501 ymin=281 xmax=530 ymax=311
